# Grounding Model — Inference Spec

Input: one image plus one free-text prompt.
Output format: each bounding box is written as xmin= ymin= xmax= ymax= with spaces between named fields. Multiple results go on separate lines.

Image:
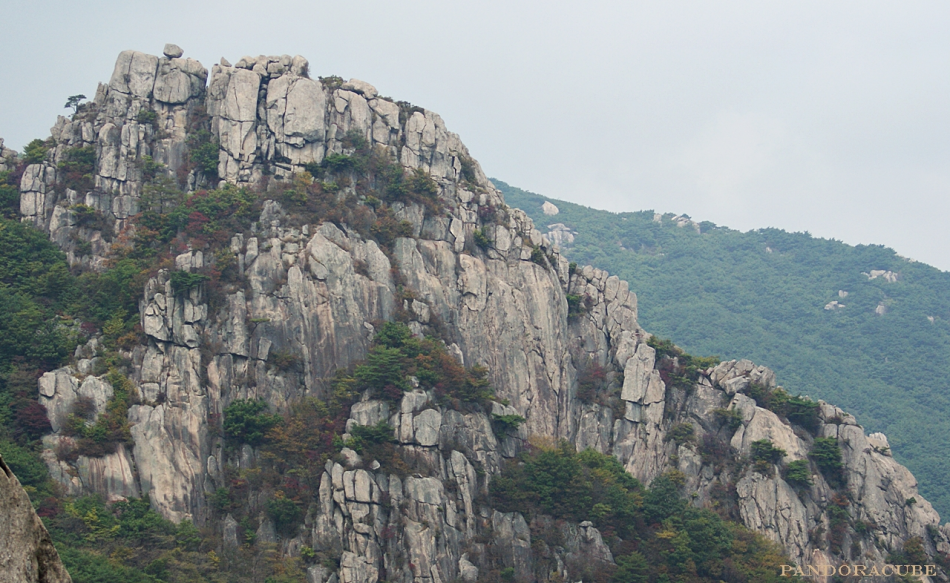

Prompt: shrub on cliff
xmin=745 ymin=383 xmax=820 ymax=434
xmin=473 ymin=227 xmax=491 ymax=250
xmin=355 ymin=321 xmax=495 ymax=407
xmin=647 ymin=336 xmax=719 ymax=389
xmin=751 ymin=439 xmax=786 ymax=463
xmin=750 ymin=439 xmax=787 ymax=475
xmin=566 ymin=293 xmax=595 ymax=321
xmin=810 ymin=437 xmax=844 ymax=486
xmin=169 ymin=270 xmax=210 ymax=294
xmin=59 ymin=370 xmax=135 ymax=459
xmin=667 ymin=423 xmax=696 ymax=446
xmin=490 ymin=445 xmax=794 ymax=581
xmin=223 ymin=399 xmax=282 ymax=447
xmin=355 ymin=345 xmax=410 ymax=397
xmin=266 ymin=491 xmax=302 ymax=535
xmin=713 ymin=407 xmax=743 ymax=431
xmin=187 ymin=129 xmax=219 ymax=180
xmin=491 ymin=413 xmax=525 ymax=437
xmin=576 ymin=360 xmax=608 ymax=403
xmin=22 ymin=139 xmax=49 ymax=164
xmin=57 ymin=146 xmax=96 ymax=192
xmin=783 ymin=459 xmax=813 ymax=488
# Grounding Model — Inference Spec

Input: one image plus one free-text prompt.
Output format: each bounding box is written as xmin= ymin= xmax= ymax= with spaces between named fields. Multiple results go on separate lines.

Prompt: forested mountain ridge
xmin=1 ymin=45 xmax=949 ymax=582
xmin=495 ymin=178 xmax=950 ymax=520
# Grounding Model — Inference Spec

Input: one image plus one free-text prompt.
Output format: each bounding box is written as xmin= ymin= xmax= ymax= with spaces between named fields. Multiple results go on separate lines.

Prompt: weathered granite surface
xmin=13 ymin=46 xmax=950 ymax=582
xmin=0 ymin=454 xmax=72 ymax=583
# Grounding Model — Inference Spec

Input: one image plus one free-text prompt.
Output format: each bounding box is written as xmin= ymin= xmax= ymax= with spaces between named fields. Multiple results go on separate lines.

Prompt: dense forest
xmin=496 ymin=178 xmax=950 ymax=520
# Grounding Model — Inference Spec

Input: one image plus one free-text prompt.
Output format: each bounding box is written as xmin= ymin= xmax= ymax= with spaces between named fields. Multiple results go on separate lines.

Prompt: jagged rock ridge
xmin=12 ymin=46 xmax=950 ymax=581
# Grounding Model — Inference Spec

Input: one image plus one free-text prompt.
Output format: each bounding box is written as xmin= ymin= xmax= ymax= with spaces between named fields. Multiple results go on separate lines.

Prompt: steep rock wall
xmin=18 ymin=47 xmax=950 ymax=581
xmin=0 ymin=454 xmax=72 ymax=583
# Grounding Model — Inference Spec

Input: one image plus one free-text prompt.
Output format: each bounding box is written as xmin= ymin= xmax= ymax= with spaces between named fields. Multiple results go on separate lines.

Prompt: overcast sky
xmin=3 ymin=1 xmax=949 ymax=269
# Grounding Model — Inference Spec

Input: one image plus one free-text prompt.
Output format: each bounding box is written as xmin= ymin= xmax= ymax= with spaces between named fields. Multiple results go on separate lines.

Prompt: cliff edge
xmin=0 ymin=454 xmax=72 ymax=583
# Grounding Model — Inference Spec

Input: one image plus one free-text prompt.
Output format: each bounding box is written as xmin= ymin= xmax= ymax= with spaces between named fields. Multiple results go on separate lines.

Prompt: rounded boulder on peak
xmin=163 ymin=43 xmax=184 ymax=58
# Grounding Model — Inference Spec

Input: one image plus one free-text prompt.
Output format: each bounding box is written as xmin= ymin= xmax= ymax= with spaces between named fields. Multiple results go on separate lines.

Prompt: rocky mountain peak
xmin=4 ymin=46 xmax=949 ymax=581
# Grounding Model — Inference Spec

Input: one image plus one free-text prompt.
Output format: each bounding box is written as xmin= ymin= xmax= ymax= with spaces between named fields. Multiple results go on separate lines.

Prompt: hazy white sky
xmin=3 ymin=1 xmax=949 ymax=268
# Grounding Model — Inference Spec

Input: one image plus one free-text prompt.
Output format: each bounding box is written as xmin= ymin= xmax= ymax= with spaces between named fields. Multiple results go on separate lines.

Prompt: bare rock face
xmin=20 ymin=48 xmax=209 ymax=270
xmin=206 ymin=53 xmax=471 ymax=187
xmin=0 ymin=454 xmax=72 ymax=583
xmin=20 ymin=48 xmax=950 ymax=581
xmin=38 ymin=367 xmax=113 ymax=432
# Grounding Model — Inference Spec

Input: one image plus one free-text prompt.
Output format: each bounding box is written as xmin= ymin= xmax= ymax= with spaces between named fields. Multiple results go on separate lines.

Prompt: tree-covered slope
xmin=495 ymin=178 xmax=950 ymax=519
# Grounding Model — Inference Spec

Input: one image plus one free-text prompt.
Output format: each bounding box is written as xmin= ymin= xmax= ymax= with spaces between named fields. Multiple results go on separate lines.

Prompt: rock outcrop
xmin=16 ymin=46 xmax=950 ymax=582
xmin=0 ymin=454 xmax=72 ymax=583
xmin=0 ymin=138 xmax=17 ymax=172
xmin=19 ymin=46 xmax=209 ymax=269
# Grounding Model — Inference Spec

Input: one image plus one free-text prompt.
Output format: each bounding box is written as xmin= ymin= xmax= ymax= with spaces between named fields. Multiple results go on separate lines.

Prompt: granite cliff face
xmin=0 ymin=454 xmax=72 ymax=583
xmin=12 ymin=46 xmax=950 ymax=581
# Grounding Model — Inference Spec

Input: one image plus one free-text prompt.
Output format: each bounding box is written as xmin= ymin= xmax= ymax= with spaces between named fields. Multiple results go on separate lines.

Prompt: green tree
xmin=223 ymin=399 xmax=281 ymax=447
xmin=0 ymin=440 xmax=51 ymax=492
xmin=643 ymin=473 xmax=686 ymax=524
xmin=354 ymin=345 xmax=408 ymax=394
xmin=188 ymin=129 xmax=220 ymax=179
xmin=64 ymin=94 xmax=86 ymax=113
xmin=784 ymin=460 xmax=813 ymax=488
xmin=267 ymin=491 xmax=302 ymax=534
xmin=169 ymin=270 xmax=209 ymax=294
xmin=611 ymin=552 xmax=649 ymax=583
xmin=681 ymin=507 xmax=735 ymax=569
xmin=751 ymin=439 xmax=786 ymax=464
xmin=0 ymin=171 xmax=19 ymax=218
xmin=23 ymin=139 xmax=49 ymax=164
xmin=811 ymin=437 xmax=843 ymax=485
xmin=522 ymin=444 xmax=592 ymax=520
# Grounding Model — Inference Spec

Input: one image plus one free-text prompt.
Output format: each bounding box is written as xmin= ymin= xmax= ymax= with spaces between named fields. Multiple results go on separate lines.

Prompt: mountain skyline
xmin=3 ymin=1 xmax=950 ymax=271
xmin=2 ymin=42 xmax=948 ymax=582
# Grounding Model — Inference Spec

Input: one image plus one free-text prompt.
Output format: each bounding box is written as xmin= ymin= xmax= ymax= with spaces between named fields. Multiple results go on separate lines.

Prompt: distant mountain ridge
xmin=494 ymin=178 xmax=950 ymax=518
